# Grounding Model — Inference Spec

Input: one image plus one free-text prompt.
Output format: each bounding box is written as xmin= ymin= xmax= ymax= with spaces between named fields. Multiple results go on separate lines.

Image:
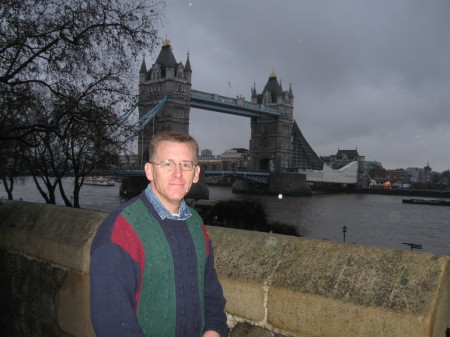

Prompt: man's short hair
xmin=148 ymin=130 xmax=199 ymax=162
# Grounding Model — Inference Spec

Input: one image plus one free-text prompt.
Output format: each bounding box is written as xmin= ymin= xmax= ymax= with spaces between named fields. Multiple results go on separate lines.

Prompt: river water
xmin=1 ymin=177 xmax=449 ymax=256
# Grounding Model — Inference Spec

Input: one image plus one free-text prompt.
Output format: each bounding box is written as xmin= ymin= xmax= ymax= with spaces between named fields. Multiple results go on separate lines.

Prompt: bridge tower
xmin=138 ymin=39 xmax=192 ymax=163
xmin=248 ymin=73 xmax=295 ymax=172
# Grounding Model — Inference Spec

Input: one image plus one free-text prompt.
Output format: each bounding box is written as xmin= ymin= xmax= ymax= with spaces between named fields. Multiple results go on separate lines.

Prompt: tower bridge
xmin=122 ymin=39 xmax=358 ymax=197
xmin=137 ymin=39 xmax=324 ymax=173
xmin=190 ymin=90 xmax=279 ymax=118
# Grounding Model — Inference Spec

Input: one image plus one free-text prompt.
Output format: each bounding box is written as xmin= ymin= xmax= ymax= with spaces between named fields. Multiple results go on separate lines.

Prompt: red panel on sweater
xmin=201 ymin=223 xmax=211 ymax=257
xmin=111 ymin=214 xmax=145 ymax=312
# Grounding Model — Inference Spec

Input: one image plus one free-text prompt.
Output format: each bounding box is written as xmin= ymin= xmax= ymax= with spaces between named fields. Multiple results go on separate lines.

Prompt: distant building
xmin=405 ymin=164 xmax=432 ymax=184
xmin=198 ymin=150 xmax=221 ymax=171
xmin=388 ymin=169 xmax=409 ymax=186
xmin=118 ymin=154 xmax=139 ymax=169
xmin=323 ymin=149 xmax=365 ymax=168
xmin=197 ymin=148 xmax=249 ymax=172
xmin=422 ymin=163 xmax=432 ymax=183
xmin=369 ymin=168 xmax=389 ymax=183
xmin=405 ymin=167 xmax=420 ymax=183
xmin=220 ymin=148 xmax=248 ymax=171
xmin=201 ymin=149 xmax=213 ymax=157
xmin=321 ymin=148 xmax=366 ymax=188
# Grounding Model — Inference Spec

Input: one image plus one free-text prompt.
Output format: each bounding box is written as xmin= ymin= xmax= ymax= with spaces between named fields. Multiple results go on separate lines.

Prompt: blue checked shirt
xmin=145 ymin=185 xmax=192 ymax=220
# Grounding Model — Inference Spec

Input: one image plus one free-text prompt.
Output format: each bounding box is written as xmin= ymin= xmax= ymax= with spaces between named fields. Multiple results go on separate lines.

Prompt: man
xmin=90 ymin=130 xmax=228 ymax=337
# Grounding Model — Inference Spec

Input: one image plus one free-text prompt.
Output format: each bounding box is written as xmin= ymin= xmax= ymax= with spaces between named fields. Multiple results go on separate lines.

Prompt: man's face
xmin=144 ymin=141 xmax=200 ymax=213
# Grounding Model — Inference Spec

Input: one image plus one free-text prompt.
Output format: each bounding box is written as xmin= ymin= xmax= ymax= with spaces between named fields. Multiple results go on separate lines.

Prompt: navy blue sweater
xmin=90 ymin=192 xmax=228 ymax=337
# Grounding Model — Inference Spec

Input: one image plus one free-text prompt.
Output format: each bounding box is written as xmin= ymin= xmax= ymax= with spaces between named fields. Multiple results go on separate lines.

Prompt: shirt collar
xmin=144 ymin=185 xmax=192 ymax=221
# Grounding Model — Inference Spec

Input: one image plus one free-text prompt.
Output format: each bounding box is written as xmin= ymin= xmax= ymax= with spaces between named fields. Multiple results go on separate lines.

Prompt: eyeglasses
xmin=150 ymin=160 xmax=197 ymax=172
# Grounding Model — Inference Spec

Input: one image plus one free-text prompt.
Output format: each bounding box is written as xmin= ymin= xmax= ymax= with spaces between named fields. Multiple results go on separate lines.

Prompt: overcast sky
xmin=145 ymin=0 xmax=449 ymax=172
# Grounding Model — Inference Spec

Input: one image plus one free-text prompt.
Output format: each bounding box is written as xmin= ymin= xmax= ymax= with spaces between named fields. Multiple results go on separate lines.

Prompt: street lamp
xmin=342 ymin=226 xmax=347 ymax=242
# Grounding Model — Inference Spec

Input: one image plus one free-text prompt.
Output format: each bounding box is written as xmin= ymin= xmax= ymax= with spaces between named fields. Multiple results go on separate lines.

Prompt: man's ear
xmin=193 ymin=165 xmax=200 ymax=184
xmin=144 ymin=162 xmax=154 ymax=182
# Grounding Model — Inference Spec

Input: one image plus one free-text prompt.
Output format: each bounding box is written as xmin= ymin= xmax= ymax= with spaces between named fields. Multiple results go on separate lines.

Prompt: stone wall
xmin=0 ymin=200 xmax=449 ymax=337
xmin=211 ymin=227 xmax=450 ymax=337
xmin=0 ymin=201 xmax=104 ymax=337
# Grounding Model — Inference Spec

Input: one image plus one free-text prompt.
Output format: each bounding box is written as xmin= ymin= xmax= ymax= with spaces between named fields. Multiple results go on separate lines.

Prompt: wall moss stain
xmin=400 ymin=277 xmax=409 ymax=286
xmin=269 ymin=238 xmax=444 ymax=315
xmin=208 ymin=227 xmax=290 ymax=283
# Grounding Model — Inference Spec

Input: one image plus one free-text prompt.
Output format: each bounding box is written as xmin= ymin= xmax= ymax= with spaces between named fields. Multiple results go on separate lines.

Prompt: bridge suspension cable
xmin=118 ymin=102 xmax=139 ymax=122
xmin=109 ymin=96 xmax=168 ymax=149
xmin=132 ymin=95 xmax=167 ymax=130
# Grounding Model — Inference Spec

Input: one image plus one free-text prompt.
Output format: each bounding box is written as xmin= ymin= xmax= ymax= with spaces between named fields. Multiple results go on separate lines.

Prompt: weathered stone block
xmin=208 ymin=226 xmax=290 ymax=322
xmin=55 ymin=271 xmax=95 ymax=337
xmin=0 ymin=200 xmax=105 ymax=273
xmin=0 ymin=201 xmax=101 ymax=337
xmin=220 ymin=277 xmax=266 ymax=321
xmin=267 ymin=238 xmax=450 ymax=337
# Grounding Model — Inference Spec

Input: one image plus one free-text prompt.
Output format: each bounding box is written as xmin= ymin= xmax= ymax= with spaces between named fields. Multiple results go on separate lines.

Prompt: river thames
xmin=1 ymin=177 xmax=449 ymax=256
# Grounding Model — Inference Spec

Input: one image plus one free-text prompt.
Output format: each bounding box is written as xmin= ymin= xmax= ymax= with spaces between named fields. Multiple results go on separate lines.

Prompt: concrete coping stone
xmin=0 ymin=200 xmax=105 ymax=273
xmin=207 ymin=226 xmax=450 ymax=337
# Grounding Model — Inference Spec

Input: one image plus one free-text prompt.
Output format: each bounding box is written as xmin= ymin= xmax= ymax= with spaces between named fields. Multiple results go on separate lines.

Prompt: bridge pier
xmin=268 ymin=173 xmax=311 ymax=196
xmin=232 ymin=179 xmax=266 ymax=195
xmin=232 ymin=173 xmax=311 ymax=196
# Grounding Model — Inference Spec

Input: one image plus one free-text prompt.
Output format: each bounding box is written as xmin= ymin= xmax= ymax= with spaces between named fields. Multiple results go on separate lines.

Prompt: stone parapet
xmin=0 ymin=200 xmax=104 ymax=273
xmin=0 ymin=201 xmax=105 ymax=337
xmin=208 ymin=226 xmax=450 ymax=337
xmin=0 ymin=200 xmax=449 ymax=337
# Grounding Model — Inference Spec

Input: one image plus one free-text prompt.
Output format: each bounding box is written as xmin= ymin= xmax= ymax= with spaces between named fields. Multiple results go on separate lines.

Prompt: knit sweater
xmin=90 ymin=191 xmax=228 ymax=337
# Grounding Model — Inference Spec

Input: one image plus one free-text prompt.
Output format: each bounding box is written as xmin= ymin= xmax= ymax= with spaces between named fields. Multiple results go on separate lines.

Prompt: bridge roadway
xmin=190 ymin=89 xmax=279 ymax=118
xmin=90 ymin=169 xmax=270 ymax=184
xmin=130 ymin=89 xmax=280 ymax=134
xmin=91 ymin=161 xmax=359 ymax=185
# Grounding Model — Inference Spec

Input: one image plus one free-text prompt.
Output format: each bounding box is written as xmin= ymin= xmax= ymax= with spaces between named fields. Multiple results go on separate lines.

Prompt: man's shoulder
xmin=105 ymin=194 xmax=144 ymax=220
xmin=92 ymin=193 xmax=148 ymax=249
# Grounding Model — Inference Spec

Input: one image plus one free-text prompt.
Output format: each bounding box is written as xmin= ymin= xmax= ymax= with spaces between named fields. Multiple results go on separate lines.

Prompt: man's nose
xmin=172 ymin=164 xmax=183 ymax=176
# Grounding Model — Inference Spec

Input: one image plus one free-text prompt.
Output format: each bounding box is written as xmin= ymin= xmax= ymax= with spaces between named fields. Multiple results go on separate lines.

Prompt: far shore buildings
xmin=197 ymin=147 xmax=446 ymax=188
xmin=116 ymin=147 xmax=445 ymax=187
xmin=198 ymin=149 xmax=221 ymax=171
xmin=198 ymin=148 xmax=248 ymax=172
xmin=320 ymin=148 xmax=367 ymax=188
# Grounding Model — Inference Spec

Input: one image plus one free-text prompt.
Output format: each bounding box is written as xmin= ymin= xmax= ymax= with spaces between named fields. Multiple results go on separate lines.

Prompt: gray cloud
xmin=148 ymin=0 xmax=450 ymax=171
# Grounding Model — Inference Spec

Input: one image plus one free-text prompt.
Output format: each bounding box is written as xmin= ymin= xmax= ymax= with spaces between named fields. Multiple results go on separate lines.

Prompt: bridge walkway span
xmin=89 ymin=163 xmax=358 ymax=186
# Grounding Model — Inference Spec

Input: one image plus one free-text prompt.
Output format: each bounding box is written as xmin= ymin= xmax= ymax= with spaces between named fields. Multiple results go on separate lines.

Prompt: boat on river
xmin=84 ymin=177 xmax=115 ymax=186
xmin=402 ymin=198 xmax=450 ymax=206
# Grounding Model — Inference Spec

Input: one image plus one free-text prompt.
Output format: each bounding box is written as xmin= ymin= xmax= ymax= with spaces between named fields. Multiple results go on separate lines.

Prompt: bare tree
xmin=0 ymin=140 xmax=27 ymax=200
xmin=56 ymin=93 xmax=125 ymax=208
xmin=0 ymin=0 xmax=164 ymax=204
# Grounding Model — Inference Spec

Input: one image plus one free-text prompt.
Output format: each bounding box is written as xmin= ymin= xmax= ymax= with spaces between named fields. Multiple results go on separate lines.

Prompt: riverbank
xmin=360 ymin=188 xmax=450 ymax=198
xmin=2 ymin=178 xmax=449 ymax=256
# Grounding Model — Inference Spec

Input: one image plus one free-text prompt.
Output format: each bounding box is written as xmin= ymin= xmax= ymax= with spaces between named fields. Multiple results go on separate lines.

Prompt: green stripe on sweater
xmin=122 ymin=200 xmax=176 ymax=337
xmin=121 ymin=201 xmax=207 ymax=337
